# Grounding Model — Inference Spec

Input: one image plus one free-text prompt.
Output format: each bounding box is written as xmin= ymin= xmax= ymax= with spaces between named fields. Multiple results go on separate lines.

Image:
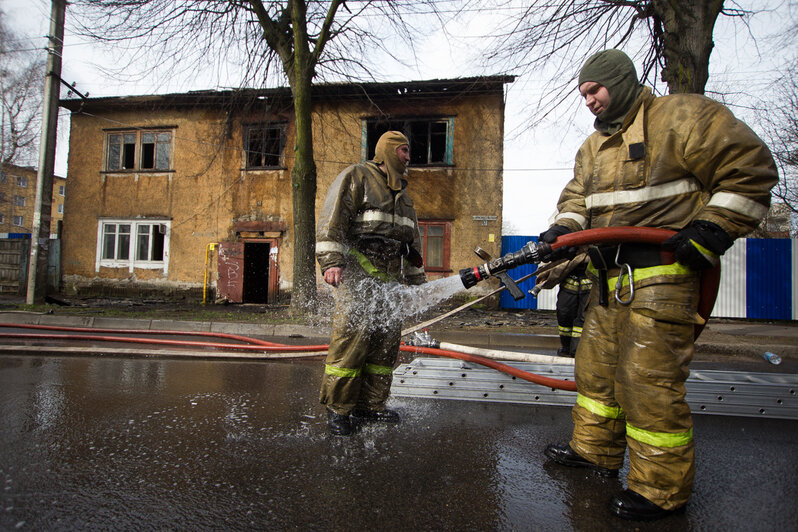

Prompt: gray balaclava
xmin=578 ymin=49 xmax=644 ymax=134
xmin=373 ymin=131 xmax=409 ymax=191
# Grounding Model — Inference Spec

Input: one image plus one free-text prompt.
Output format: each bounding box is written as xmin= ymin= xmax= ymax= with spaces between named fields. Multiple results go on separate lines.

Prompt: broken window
xmin=364 ymin=117 xmax=453 ymax=165
xmin=98 ymin=219 xmax=169 ymax=270
xmin=105 ymin=130 xmax=173 ymax=171
xmin=244 ymin=123 xmax=287 ymax=169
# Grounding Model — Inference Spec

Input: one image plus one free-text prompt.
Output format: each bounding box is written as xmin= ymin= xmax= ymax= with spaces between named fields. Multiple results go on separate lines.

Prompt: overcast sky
xmin=4 ymin=0 xmax=794 ymax=236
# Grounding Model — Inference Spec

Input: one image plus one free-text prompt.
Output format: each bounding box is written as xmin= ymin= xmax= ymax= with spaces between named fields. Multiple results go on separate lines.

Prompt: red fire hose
xmin=0 ymin=227 xmax=719 ymax=393
xmin=549 ymin=226 xmax=721 ymax=339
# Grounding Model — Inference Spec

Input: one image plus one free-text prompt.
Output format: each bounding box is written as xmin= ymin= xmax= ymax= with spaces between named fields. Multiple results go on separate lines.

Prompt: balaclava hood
xmin=373 ymin=130 xmax=409 ymax=191
xmin=578 ymin=49 xmax=643 ymax=134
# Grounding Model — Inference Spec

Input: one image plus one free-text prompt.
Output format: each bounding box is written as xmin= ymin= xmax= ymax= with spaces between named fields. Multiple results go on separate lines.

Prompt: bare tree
xmin=760 ymin=67 xmax=798 ymax=225
xmin=0 ymin=9 xmax=45 ymax=165
xmin=70 ymin=0 xmax=453 ymax=312
xmin=479 ymin=0 xmax=757 ymax=125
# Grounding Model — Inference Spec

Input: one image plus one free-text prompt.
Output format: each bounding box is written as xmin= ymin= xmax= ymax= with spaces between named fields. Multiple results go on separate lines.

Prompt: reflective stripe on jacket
xmin=555 ymin=87 xmax=778 ymax=243
xmin=316 ymin=161 xmax=425 ymax=284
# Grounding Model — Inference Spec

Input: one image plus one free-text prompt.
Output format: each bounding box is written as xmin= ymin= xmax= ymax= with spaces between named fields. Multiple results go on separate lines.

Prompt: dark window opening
xmin=245 ymin=124 xmax=286 ymax=169
xmin=365 ymin=117 xmax=452 ymax=165
xmin=122 ymin=133 xmax=136 ymax=169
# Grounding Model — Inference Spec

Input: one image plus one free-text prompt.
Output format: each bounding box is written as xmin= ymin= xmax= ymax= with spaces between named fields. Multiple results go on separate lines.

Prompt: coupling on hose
xmin=459 ymin=240 xmax=548 ymax=288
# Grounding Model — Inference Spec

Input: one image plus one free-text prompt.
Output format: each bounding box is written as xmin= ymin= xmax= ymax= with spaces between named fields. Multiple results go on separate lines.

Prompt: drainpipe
xmin=203 ymin=242 xmax=219 ymax=305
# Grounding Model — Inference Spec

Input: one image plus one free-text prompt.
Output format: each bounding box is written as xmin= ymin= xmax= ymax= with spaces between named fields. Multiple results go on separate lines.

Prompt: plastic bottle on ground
xmin=761 ymin=351 xmax=782 ymax=365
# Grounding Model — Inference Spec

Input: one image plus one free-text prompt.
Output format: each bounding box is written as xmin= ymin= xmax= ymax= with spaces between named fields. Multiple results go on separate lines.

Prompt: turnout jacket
xmin=554 ymin=87 xmax=778 ymax=240
xmin=316 ymin=161 xmax=425 ymax=284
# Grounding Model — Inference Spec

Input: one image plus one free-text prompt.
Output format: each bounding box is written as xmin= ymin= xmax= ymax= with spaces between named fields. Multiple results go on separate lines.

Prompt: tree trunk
xmin=289 ymin=0 xmax=317 ymax=313
xmin=653 ymin=0 xmax=725 ymax=94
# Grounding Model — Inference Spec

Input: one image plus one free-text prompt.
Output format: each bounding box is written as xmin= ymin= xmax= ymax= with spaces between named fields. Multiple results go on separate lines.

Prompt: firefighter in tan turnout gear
xmin=316 ymin=131 xmax=426 ymax=436
xmin=542 ymin=50 xmax=778 ymax=521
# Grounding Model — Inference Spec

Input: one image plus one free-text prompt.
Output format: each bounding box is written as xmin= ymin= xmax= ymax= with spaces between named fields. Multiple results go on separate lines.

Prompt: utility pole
xmin=27 ymin=0 xmax=66 ymax=304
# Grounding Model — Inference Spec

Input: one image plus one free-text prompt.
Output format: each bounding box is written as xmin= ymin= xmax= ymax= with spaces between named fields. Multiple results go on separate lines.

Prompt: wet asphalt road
xmin=1 ymin=354 xmax=797 ymax=531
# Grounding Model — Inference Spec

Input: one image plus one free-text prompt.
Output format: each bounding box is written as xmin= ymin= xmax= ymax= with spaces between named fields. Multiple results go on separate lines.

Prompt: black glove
xmin=662 ymin=220 xmax=734 ymax=270
xmin=401 ymin=243 xmax=424 ymax=268
xmin=538 ymin=224 xmax=576 ymax=262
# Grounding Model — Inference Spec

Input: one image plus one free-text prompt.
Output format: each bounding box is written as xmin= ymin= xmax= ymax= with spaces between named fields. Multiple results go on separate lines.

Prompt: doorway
xmin=243 ymin=242 xmax=270 ymax=303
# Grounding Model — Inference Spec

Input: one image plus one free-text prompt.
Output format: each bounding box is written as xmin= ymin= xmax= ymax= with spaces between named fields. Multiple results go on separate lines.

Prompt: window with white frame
xmin=13 ymin=195 xmax=25 ymax=207
xmin=98 ymin=219 xmax=169 ymax=269
xmin=363 ymin=117 xmax=454 ymax=166
xmin=0 ymin=214 xmax=5 ymax=223
xmin=58 ymin=185 xmax=65 ymax=196
xmin=13 ymin=216 xmax=23 ymax=227
xmin=57 ymin=204 xmax=64 ymax=214
xmin=105 ymin=129 xmax=173 ymax=171
xmin=16 ymin=176 xmax=27 ymax=187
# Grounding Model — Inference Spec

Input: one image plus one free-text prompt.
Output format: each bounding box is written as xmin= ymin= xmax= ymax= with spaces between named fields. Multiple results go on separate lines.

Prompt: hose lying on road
xmin=0 ymin=322 xmax=578 ymax=391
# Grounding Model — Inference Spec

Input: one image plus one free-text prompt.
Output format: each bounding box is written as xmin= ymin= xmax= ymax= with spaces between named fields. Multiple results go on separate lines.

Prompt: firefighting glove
xmin=401 ymin=243 xmax=424 ymax=268
xmin=662 ymin=220 xmax=734 ymax=270
xmin=538 ymin=224 xmax=577 ymax=263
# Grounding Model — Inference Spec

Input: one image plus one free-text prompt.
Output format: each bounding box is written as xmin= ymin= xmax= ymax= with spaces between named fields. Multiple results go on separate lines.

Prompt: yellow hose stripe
xmin=576 ymin=393 xmax=625 ymax=419
xmin=364 ymin=363 xmax=394 ymax=375
xmin=325 ymin=364 xmax=361 ymax=378
xmin=627 ymin=424 xmax=693 ymax=448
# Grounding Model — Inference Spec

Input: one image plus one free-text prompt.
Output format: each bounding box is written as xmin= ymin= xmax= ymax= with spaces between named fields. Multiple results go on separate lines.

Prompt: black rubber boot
xmin=350 ymin=407 xmax=401 ymax=424
xmin=544 ymin=443 xmax=619 ymax=477
xmin=609 ymin=489 xmax=686 ymax=521
xmin=327 ymin=409 xmax=353 ymax=436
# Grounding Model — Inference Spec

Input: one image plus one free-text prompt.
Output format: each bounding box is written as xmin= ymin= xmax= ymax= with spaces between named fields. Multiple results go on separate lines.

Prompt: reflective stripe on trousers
xmin=570 ymin=277 xmax=699 ymax=510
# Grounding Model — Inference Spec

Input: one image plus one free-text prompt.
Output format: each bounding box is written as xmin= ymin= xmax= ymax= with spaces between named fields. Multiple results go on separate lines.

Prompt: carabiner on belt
xmin=614 ymin=245 xmax=634 ymax=305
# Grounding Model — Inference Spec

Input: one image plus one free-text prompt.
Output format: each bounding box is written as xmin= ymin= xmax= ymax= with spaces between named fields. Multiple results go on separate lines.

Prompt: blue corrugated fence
xmin=500 ymin=236 xmax=797 ymax=321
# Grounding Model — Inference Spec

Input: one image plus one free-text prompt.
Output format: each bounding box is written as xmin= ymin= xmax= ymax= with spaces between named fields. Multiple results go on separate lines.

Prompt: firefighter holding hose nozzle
xmin=526 ymin=49 xmax=778 ymax=521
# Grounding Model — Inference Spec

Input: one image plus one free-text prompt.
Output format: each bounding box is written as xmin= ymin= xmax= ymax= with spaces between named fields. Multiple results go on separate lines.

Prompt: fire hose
xmin=0 ymin=227 xmax=721 ymax=394
xmin=458 ymin=226 xmax=721 ymax=340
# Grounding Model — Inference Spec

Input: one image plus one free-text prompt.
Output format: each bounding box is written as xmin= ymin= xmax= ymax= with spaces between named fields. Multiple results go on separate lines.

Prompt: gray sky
xmin=4 ymin=0 xmax=794 ymax=235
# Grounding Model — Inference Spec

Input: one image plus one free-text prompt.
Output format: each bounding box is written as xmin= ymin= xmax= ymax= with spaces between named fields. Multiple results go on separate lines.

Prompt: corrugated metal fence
xmin=500 ymin=236 xmax=798 ymax=321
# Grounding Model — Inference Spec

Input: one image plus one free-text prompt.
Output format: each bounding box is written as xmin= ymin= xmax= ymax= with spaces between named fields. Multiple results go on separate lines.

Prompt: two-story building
xmin=59 ymin=76 xmax=514 ymax=303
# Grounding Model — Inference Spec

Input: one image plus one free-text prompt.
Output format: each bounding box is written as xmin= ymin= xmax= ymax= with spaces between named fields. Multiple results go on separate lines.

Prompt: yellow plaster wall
xmin=63 ymin=88 xmax=506 ymax=297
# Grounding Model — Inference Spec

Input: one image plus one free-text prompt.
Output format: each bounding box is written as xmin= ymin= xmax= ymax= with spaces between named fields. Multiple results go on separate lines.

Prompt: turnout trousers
xmin=570 ymin=274 xmax=700 ymax=510
xmin=319 ymin=269 xmax=401 ymax=416
xmin=556 ymin=275 xmax=592 ymax=356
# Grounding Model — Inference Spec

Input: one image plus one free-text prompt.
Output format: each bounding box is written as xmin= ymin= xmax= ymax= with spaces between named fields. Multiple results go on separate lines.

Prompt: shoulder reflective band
xmin=577 ymin=393 xmax=625 ymax=420
xmin=325 ymin=364 xmax=362 ymax=378
xmin=364 ymin=363 xmax=394 ymax=375
xmin=588 ymin=261 xmax=694 ymax=291
xmin=627 ymin=424 xmax=693 ymax=448
xmin=348 ymin=248 xmax=392 ymax=282
xmin=707 ymin=191 xmax=769 ymax=220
